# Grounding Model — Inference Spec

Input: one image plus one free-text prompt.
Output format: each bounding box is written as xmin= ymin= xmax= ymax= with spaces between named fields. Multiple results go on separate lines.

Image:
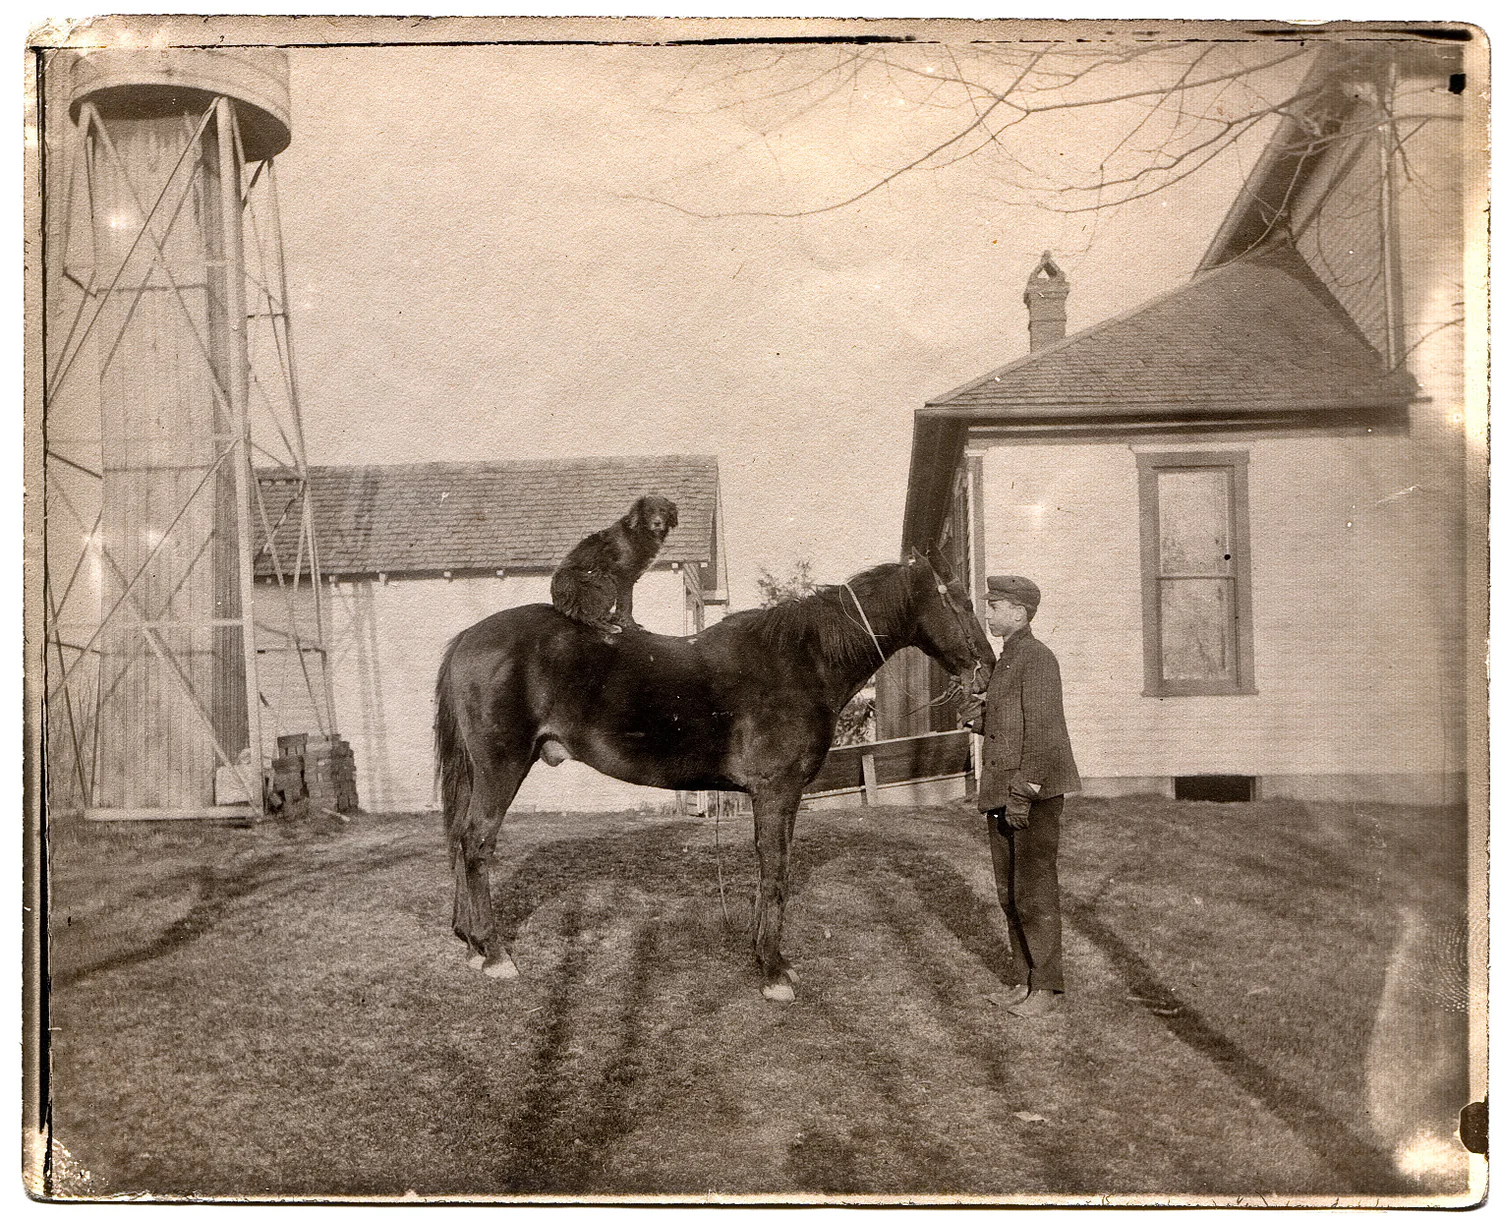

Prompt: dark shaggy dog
xmin=550 ymin=495 xmax=679 ymax=633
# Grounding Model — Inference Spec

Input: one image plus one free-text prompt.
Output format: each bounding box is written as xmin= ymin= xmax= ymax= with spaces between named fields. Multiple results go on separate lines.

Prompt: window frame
xmin=1136 ymin=450 xmax=1256 ymax=697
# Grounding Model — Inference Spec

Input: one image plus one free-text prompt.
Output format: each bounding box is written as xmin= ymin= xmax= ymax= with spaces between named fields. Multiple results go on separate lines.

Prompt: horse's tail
xmin=434 ymin=630 xmax=472 ymax=854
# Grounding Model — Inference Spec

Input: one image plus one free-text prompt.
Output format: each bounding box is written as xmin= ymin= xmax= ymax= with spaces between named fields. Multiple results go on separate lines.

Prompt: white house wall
xmin=977 ymin=435 xmax=1465 ymax=802
xmin=255 ymin=568 xmax=690 ymax=811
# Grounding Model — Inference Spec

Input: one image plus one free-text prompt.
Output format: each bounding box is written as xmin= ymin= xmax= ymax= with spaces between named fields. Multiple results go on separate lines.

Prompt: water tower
xmin=43 ymin=48 xmax=337 ymax=819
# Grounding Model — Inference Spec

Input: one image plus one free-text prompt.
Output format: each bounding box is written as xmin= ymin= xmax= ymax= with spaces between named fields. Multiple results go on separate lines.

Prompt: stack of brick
xmin=270 ymin=734 xmax=309 ymax=814
xmin=303 ymin=734 xmax=361 ymax=815
xmin=270 ymin=733 xmax=361 ymax=816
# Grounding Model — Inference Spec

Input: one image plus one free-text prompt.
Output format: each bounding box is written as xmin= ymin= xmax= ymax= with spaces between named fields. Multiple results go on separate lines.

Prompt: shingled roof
xmin=903 ymin=236 xmax=1418 ymax=551
xmin=255 ymin=455 xmax=719 ymax=579
xmin=928 ymin=236 xmax=1416 ymax=415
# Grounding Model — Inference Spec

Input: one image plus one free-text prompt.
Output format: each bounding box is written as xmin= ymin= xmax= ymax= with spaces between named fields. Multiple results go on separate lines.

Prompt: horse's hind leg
xmin=750 ymin=782 xmax=803 ymax=1002
xmin=452 ymin=756 xmax=530 ymax=979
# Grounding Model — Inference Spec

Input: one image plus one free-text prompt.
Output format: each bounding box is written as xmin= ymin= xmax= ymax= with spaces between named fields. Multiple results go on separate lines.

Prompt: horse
xmin=433 ymin=549 xmax=995 ymax=1002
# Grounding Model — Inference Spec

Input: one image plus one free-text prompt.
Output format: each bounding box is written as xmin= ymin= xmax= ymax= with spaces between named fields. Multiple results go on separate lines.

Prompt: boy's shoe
xmin=1009 ymin=989 xmax=1064 ymax=1018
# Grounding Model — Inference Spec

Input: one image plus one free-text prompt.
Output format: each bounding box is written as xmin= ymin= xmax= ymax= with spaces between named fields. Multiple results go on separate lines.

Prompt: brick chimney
xmin=1023 ymin=251 xmax=1069 ymax=351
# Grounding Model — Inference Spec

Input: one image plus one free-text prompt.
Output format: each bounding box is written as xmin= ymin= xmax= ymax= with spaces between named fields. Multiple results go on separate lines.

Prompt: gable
xmin=1199 ymin=40 xmax=1465 ymax=275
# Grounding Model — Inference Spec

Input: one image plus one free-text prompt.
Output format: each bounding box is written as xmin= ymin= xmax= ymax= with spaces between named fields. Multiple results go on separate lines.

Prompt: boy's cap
xmin=985 ymin=575 xmax=1040 ymax=611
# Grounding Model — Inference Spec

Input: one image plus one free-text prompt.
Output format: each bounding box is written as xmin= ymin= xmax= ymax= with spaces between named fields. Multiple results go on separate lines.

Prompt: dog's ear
xmin=626 ymin=497 xmax=648 ymax=530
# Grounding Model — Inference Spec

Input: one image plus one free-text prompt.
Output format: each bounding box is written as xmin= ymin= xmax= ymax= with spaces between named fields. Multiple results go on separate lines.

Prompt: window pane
xmin=1160 ymin=578 xmax=1234 ymax=681
xmin=1158 ymin=469 xmax=1229 ymax=574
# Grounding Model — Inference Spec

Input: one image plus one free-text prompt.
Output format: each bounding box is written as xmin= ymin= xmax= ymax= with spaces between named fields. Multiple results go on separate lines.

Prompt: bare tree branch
xmin=630 ymin=42 xmax=1459 ymax=225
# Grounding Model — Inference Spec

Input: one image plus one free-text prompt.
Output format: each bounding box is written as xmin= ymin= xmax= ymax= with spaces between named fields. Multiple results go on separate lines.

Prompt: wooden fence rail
xmin=802 ymin=728 xmax=974 ymax=806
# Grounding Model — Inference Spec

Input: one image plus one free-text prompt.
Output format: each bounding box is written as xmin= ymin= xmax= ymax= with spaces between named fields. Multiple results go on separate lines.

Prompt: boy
xmin=973 ymin=575 xmax=1080 ymax=1019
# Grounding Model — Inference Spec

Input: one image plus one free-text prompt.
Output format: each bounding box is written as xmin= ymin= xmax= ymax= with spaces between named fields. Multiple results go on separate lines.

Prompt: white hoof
xmin=482 ymin=956 xmax=520 ymax=980
xmin=761 ymin=981 xmax=796 ymax=1003
xmin=466 ymin=951 xmax=485 ymax=970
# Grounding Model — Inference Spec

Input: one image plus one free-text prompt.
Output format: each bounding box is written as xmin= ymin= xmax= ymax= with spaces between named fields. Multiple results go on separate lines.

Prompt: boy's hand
xmin=1003 ymin=794 xmax=1031 ymax=829
xmin=1003 ymin=775 xmax=1041 ymax=829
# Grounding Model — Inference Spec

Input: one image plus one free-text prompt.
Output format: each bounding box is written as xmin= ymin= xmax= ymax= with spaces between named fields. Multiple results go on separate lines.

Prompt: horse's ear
xmin=925 ymin=546 xmax=955 ymax=583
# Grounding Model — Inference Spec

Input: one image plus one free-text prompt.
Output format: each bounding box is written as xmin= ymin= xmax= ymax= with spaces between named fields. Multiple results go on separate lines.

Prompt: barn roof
xmin=255 ymin=455 xmax=719 ymax=578
xmin=903 ymin=236 xmax=1418 ymax=551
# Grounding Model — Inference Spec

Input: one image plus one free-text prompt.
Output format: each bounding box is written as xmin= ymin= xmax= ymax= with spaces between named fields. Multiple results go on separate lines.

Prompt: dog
xmin=550 ymin=495 xmax=678 ymax=633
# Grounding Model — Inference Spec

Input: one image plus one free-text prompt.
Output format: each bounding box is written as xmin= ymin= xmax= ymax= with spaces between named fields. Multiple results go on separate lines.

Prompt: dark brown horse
xmin=433 ymin=550 xmax=994 ymax=1001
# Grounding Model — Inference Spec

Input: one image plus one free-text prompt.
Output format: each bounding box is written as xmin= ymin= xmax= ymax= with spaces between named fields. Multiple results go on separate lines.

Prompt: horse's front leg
xmin=751 ymin=782 xmax=803 ymax=1002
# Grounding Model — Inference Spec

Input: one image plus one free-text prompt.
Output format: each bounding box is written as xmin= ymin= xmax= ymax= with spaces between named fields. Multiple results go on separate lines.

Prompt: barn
xmin=888 ymin=42 xmax=1475 ymax=804
xmin=253 ymin=454 xmax=728 ymax=812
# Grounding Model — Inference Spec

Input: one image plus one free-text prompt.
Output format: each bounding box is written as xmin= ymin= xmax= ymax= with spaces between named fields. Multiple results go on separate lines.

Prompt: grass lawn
xmin=42 ymin=794 xmax=1476 ymax=1201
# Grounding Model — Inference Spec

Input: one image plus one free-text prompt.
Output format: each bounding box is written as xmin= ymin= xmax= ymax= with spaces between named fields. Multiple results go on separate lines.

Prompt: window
xmin=1137 ymin=451 xmax=1255 ymax=696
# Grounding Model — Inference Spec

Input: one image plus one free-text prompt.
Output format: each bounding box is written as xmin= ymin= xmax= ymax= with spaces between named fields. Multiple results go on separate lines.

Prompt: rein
xmin=893 ymin=677 xmax=968 ymax=723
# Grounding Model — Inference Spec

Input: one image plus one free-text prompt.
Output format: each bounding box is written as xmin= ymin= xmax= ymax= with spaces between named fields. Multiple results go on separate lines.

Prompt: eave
xmin=901 ymin=396 xmax=1415 ymax=554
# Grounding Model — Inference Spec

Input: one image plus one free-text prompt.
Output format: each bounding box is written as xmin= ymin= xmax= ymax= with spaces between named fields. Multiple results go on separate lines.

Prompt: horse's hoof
xmin=784 ymin=967 xmax=800 ymax=985
xmin=761 ymin=980 xmax=796 ymax=1003
xmin=482 ymin=956 xmax=520 ymax=980
xmin=466 ymin=951 xmax=485 ymax=970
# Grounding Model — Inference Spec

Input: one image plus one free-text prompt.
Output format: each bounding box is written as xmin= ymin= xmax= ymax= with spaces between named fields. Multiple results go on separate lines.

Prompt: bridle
xmin=844 ymin=558 xmax=992 ymax=719
xmin=927 ymin=567 xmax=994 ymax=708
xmin=842 ymin=582 xmax=888 ymax=665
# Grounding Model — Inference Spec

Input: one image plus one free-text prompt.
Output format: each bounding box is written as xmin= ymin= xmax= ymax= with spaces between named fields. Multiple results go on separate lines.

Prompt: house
xmin=890 ymin=40 xmax=1474 ymax=804
xmin=253 ymin=455 xmax=728 ymax=811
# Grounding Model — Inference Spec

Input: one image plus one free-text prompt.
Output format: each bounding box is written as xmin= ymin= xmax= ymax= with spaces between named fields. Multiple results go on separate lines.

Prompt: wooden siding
xmin=975 ymin=434 xmax=1465 ymax=792
xmin=255 ymin=568 xmax=693 ymax=811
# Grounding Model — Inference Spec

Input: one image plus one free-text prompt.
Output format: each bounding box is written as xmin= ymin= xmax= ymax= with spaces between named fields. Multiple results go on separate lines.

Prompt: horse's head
xmin=904 ymin=549 xmax=996 ymax=697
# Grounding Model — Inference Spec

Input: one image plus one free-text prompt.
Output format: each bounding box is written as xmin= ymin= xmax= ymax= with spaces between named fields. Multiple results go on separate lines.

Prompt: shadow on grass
xmin=1063 ymin=896 xmax=1414 ymax=1196
xmin=447 ymin=822 xmax=938 ymax=1194
xmin=494 ymin=897 xmax=666 ymax=1194
xmin=787 ymin=1128 xmax=868 ymax=1194
xmin=492 ymin=821 xmax=1015 ymax=1194
xmin=51 ymin=838 xmax=432 ymax=987
xmin=481 ymin=816 xmax=1420 ymax=1196
xmin=46 ymin=805 xmax=1448 ymax=1198
xmin=50 ymin=855 xmax=287 ymax=987
xmin=496 ymin=894 xmax=590 ymax=1193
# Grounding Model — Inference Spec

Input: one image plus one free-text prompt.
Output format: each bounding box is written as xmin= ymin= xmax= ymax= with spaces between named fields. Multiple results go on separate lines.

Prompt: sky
xmin=51 ymin=27 xmax=1313 ymax=608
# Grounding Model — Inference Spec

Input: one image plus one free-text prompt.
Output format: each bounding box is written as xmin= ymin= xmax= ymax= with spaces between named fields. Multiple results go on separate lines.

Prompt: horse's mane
xmin=725 ymin=561 xmax=916 ymax=667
